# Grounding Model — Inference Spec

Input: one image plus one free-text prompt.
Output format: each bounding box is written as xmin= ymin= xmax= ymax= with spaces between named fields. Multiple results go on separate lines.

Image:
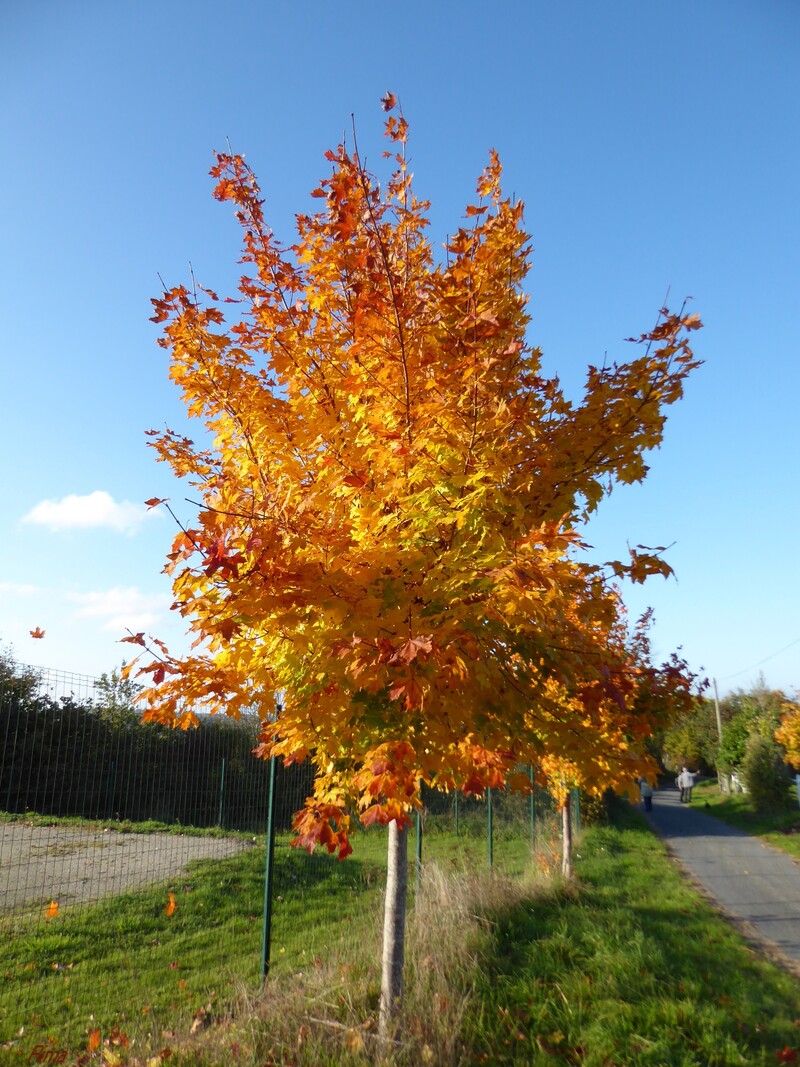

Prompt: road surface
xmin=644 ymin=785 xmax=800 ymax=973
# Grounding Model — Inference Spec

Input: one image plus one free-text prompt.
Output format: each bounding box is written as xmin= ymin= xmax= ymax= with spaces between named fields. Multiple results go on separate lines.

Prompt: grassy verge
xmin=690 ymin=779 xmax=800 ymax=860
xmin=103 ymin=804 xmax=800 ymax=1067
xmin=0 ymin=809 xmax=257 ymax=840
xmin=0 ymin=835 xmax=385 ymax=1058
xmin=6 ymin=805 xmax=800 ymax=1065
xmin=464 ymin=802 xmax=800 ymax=1066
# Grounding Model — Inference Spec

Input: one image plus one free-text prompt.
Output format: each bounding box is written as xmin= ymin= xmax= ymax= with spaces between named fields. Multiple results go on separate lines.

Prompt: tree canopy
xmin=128 ymin=99 xmax=701 ymax=856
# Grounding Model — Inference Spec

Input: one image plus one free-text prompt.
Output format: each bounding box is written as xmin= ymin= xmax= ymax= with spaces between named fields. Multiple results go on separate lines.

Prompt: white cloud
xmin=0 ymin=582 xmax=39 ymax=597
xmin=69 ymin=587 xmax=170 ymax=634
xmin=22 ymin=491 xmax=160 ymax=535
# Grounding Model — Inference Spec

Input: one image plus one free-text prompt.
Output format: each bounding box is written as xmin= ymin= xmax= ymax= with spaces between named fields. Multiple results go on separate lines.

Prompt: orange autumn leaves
xmin=132 ymin=97 xmax=701 ymax=853
xmin=44 ymin=893 xmax=177 ymax=922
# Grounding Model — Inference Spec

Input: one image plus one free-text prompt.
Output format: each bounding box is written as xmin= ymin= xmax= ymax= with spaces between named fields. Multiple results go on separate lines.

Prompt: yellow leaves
xmin=345 ymin=1028 xmax=365 ymax=1054
xmin=140 ymin=98 xmax=701 ymax=840
xmin=45 ymin=899 xmax=59 ymax=920
xmin=165 ymin=892 xmax=177 ymax=917
xmin=775 ymin=701 xmax=800 ymax=766
xmin=476 ymin=148 xmax=503 ymax=201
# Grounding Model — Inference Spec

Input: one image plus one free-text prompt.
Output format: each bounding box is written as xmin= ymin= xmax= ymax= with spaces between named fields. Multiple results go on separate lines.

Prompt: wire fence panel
xmin=265 ymin=764 xmax=392 ymax=979
xmin=0 ymin=661 xmax=272 ymax=1054
xmin=1 ymin=657 xmax=570 ymax=1059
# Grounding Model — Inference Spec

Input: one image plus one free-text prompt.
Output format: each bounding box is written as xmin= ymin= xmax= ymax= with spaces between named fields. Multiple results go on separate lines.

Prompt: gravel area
xmin=0 ymin=821 xmax=255 ymax=913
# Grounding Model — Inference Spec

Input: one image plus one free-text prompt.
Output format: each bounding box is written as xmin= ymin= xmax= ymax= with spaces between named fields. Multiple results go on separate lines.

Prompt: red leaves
xmin=292 ymin=801 xmax=352 ymax=861
xmin=352 ymin=741 xmax=419 ymax=826
xmin=777 ymin=1049 xmax=798 ymax=1064
xmin=202 ymin=536 xmax=245 ymax=580
xmin=460 ymin=745 xmax=513 ymax=795
xmin=381 ymin=91 xmax=397 ymax=112
xmin=209 ymin=153 xmax=263 ymax=220
xmin=388 ymin=677 xmax=424 ymax=710
xmin=144 ymin=497 xmax=168 ymax=509
xmin=29 ymin=627 xmax=45 ymax=639
xmin=360 ymin=801 xmax=411 ymax=829
xmin=392 ymin=635 xmax=433 ymax=665
xmin=121 ymin=632 xmax=146 ymax=646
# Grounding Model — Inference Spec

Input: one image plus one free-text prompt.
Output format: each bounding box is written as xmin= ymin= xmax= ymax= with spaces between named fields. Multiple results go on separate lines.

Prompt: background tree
xmin=130 ymin=99 xmax=701 ymax=1030
xmin=772 ymin=694 xmax=800 ymax=770
xmin=662 ymin=676 xmax=798 ymax=793
xmin=0 ymin=647 xmax=41 ymax=707
xmin=662 ymin=699 xmax=719 ymax=773
xmin=742 ymin=731 xmax=793 ymax=814
xmin=94 ymin=665 xmax=142 ymax=728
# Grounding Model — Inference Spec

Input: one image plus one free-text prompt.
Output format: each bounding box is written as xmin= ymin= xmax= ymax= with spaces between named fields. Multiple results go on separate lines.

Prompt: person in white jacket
xmin=677 ymin=766 xmax=697 ymax=803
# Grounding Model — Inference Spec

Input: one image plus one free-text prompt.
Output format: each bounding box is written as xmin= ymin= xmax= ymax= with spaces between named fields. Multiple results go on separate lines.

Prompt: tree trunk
xmin=379 ymin=819 xmax=408 ymax=1041
xmin=561 ymin=795 xmax=573 ymax=879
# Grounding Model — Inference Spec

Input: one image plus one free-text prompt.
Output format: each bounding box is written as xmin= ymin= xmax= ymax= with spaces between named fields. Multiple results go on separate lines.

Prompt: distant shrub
xmin=741 ymin=732 xmax=793 ymax=814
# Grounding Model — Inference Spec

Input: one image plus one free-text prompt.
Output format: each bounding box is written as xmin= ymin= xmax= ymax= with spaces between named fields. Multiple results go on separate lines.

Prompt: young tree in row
xmin=128 ymin=97 xmax=700 ymax=1032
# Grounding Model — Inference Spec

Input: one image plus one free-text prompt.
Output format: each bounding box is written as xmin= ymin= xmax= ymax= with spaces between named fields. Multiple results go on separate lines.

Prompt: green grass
xmin=0 ymin=808 xmax=256 ymax=840
xmin=690 ymin=779 xmax=800 ymax=860
xmin=112 ymin=804 xmax=800 ymax=1066
xmin=6 ymin=803 xmax=800 ymax=1065
xmin=464 ymin=803 xmax=800 ymax=1066
xmin=0 ymin=833 xmax=387 ymax=1057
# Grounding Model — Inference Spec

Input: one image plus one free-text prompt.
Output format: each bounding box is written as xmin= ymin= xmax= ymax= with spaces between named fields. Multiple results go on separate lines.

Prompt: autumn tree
xmin=130 ymin=97 xmax=700 ymax=1032
xmin=773 ymin=694 xmax=800 ymax=769
xmin=539 ymin=608 xmax=699 ymax=876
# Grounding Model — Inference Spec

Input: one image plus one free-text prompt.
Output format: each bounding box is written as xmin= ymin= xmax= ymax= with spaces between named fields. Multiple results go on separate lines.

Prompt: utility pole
xmin=712 ymin=678 xmax=723 ymax=739
xmin=712 ymin=678 xmax=727 ymax=794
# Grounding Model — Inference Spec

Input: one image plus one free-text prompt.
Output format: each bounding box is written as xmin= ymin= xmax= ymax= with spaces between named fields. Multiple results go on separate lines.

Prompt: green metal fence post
xmin=487 ymin=786 xmax=494 ymax=871
xmin=529 ymin=765 xmax=535 ymax=851
xmin=260 ymin=752 xmax=278 ymax=982
xmin=217 ymin=756 xmax=226 ymax=828
xmin=454 ymin=791 xmax=459 ymax=837
xmin=571 ymin=787 xmax=581 ymax=835
xmin=415 ymin=808 xmax=423 ymax=896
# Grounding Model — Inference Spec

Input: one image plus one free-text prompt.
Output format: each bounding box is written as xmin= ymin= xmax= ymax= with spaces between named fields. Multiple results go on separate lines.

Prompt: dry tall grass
xmin=137 ymin=859 xmax=560 ymax=1066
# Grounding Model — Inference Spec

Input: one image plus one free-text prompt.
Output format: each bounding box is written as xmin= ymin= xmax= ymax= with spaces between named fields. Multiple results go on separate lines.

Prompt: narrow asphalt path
xmin=643 ymin=785 xmax=800 ymax=973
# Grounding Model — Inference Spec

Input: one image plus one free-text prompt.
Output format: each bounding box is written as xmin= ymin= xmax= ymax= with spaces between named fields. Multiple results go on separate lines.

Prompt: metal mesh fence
xmin=0 ymin=661 xmax=273 ymax=1053
xmin=0 ymin=657 xmax=567 ymax=1057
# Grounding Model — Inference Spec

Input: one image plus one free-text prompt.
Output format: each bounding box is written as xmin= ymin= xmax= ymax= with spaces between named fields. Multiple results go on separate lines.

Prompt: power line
xmin=719 ymin=635 xmax=800 ymax=681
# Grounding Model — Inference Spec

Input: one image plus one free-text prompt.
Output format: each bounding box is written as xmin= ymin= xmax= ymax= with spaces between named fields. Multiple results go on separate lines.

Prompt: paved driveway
xmin=643 ymin=785 xmax=800 ymax=972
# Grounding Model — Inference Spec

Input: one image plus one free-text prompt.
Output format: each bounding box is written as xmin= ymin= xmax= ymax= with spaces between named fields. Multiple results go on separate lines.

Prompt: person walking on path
xmin=639 ymin=777 xmax=654 ymax=812
xmin=677 ymin=766 xmax=697 ymax=803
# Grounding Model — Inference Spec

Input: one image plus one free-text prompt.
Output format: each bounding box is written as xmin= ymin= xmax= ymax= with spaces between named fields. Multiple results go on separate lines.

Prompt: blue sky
xmin=1 ymin=0 xmax=798 ymax=696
